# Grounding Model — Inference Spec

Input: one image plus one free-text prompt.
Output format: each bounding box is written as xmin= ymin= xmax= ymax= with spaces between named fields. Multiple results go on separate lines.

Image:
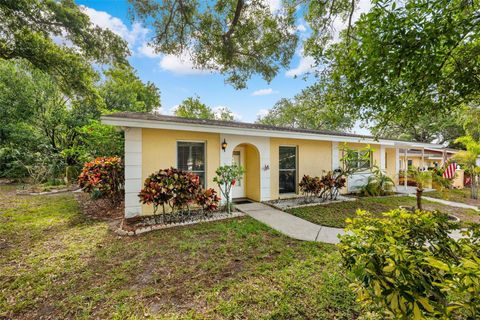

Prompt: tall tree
xmin=100 ymin=64 xmax=161 ymax=113
xmin=257 ymin=84 xmax=355 ymax=132
xmin=128 ymin=0 xmax=358 ymax=89
xmin=215 ymin=107 xmax=236 ymax=121
xmin=0 ymin=0 xmax=129 ymax=94
xmin=313 ymin=0 xmax=480 ymax=136
xmin=174 ymin=96 xmax=215 ymax=119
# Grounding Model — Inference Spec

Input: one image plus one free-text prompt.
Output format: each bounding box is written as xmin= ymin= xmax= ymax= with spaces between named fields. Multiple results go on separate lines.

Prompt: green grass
xmin=287 ymin=196 xmax=480 ymax=228
xmin=426 ymin=188 xmax=480 ymax=207
xmin=0 ymin=186 xmax=359 ymax=319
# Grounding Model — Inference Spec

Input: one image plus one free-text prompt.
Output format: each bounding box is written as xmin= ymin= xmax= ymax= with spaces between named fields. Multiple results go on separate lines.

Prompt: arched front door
xmin=231 ymin=143 xmax=260 ymax=201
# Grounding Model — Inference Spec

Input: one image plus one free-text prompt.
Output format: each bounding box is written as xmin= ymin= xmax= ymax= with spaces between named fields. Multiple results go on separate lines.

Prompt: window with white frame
xmin=177 ymin=141 xmax=206 ymax=186
xmin=346 ymin=150 xmax=371 ymax=170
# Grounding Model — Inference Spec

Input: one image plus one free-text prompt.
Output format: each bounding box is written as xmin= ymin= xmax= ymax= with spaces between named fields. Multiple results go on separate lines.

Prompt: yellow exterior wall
xmin=245 ymin=144 xmax=261 ymax=201
xmin=270 ymin=138 xmax=332 ymax=199
xmin=141 ymin=128 xmax=220 ymax=216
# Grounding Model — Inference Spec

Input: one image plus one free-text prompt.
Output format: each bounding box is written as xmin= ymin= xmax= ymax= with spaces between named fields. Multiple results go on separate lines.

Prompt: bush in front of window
xmin=299 ymin=172 xmax=347 ymax=202
xmin=299 ymin=175 xmax=323 ymax=202
xmin=138 ymin=167 xmax=220 ymax=216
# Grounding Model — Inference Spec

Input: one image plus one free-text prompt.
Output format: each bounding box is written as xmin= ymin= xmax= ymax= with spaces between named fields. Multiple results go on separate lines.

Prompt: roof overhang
xmin=101 ymin=115 xmax=446 ymax=149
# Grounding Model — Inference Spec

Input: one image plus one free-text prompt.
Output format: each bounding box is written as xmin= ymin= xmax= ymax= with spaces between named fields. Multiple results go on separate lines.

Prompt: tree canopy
xmin=174 ymin=96 xmax=236 ymax=121
xmin=316 ymin=0 xmax=480 ymax=136
xmin=100 ymin=64 xmax=161 ymax=113
xmin=128 ymin=0 xmax=358 ymax=89
xmin=0 ymin=0 xmax=129 ymax=95
xmin=257 ymin=84 xmax=354 ymax=132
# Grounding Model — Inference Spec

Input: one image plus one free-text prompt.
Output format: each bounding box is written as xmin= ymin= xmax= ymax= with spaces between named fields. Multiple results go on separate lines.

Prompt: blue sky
xmin=76 ymin=0 xmax=317 ymax=123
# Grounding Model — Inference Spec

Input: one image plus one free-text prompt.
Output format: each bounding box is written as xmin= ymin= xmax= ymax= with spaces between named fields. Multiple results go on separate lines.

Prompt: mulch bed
xmin=74 ymin=192 xmax=123 ymax=221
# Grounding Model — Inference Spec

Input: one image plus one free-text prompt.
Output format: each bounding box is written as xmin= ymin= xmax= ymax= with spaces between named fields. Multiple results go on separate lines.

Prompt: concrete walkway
xmin=236 ymin=202 xmax=345 ymax=244
xmin=406 ymin=194 xmax=480 ymax=211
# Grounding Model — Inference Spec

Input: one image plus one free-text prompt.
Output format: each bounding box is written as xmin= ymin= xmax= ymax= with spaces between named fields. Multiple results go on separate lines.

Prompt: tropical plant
xmin=299 ymin=175 xmax=323 ymax=202
xmin=453 ymin=136 xmax=480 ymax=200
xmin=409 ymin=169 xmax=432 ymax=210
xmin=359 ymin=166 xmax=395 ymax=197
xmin=340 ymin=209 xmax=480 ymax=319
xmin=78 ymin=156 xmax=124 ymax=205
xmin=196 ymin=188 xmax=221 ymax=213
xmin=138 ymin=167 xmax=201 ymax=214
xmin=213 ymin=164 xmax=245 ymax=214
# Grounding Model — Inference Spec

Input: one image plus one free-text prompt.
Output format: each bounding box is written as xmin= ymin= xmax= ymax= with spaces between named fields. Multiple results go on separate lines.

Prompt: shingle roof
xmin=103 ymin=112 xmax=384 ymax=140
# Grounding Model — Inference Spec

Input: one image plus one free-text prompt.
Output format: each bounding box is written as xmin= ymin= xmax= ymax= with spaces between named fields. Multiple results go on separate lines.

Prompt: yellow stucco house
xmin=102 ymin=112 xmax=460 ymax=218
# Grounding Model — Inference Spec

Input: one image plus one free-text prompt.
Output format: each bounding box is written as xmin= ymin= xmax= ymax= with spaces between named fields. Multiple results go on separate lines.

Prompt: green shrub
xmin=78 ymin=156 xmax=124 ymax=204
xmin=359 ymin=167 xmax=395 ymax=196
xmin=299 ymin=175 xmax=323 ymax=202
xmin=196 ymin=188 xmax=220 ymax=213
xmin=339 ymin=209 xmax=480 ymax=319
xmin=213 ymin=164 xmax=244 ymax=214
xmin=138 ymin=167 xmax=221 ymax=216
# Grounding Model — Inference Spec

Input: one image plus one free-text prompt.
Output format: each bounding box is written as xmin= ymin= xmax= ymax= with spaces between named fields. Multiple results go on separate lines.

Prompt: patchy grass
xmin=426 ymin=188 xmax=480 ymax=208
xmin=0 ymin=186 xmax=359 ymax=319
xmin=287 ymin=196 xmax=480 ymax=228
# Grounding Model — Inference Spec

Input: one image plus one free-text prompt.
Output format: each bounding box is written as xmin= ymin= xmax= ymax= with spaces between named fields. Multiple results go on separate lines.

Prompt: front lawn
xmin=426 ymin=188 xmax=480 ymax=208
xmin=0 ymin=186 xmax=359 ymax=319
xmin=287 ymin=196 xmax=480 ymax=228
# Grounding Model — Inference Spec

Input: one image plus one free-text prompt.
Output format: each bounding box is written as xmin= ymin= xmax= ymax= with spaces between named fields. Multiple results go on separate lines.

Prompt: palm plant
xmin=359 ymin=166 xmax=395 ymax=196
xmin=410 ymin=169 xmax=432 ymax=210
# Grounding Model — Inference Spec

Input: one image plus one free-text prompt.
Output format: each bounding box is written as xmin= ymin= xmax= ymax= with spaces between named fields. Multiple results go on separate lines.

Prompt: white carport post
xmin=404 ymin=148 xmax=408 ymax=190
xmin=421 ymin=147 xmax=425 ymax=170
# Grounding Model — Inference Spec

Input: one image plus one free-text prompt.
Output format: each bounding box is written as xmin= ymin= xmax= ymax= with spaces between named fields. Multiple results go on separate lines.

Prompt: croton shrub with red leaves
xmin=196 ymin=188 xmax=220 ymax=212
xmin=78 ymin=156 xmax=124 ymax=204
xmin=138 ymin=167 xmax=220 ymax=214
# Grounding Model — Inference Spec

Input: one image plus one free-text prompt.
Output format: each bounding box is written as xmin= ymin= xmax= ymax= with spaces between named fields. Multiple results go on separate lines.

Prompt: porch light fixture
xmin=221 ymin=139 xmax=228 ymax=151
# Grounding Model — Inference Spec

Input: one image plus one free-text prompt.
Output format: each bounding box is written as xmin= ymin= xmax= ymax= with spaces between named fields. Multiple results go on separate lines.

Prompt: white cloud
xmin=296 ymin=24 xmax=307 ymax=32
xmin=285 ymin=52 xmax=315 ymax=77
xmin=80 ymin=6 xmax=148 ymax=47
xmin=137 ymin=42 xmax=160 ymax=58
xmin=265 ymin=0 xmax=282 ymax=13
xmin=256 ymin=108 xmax=270 ymax=119
xmin=163 ymin=105 xmax=178 ymax=115
xmin=159 ymin=53 xmax=213 ymax=75
xmin=252 ymin=88 xmax=278 ymax=96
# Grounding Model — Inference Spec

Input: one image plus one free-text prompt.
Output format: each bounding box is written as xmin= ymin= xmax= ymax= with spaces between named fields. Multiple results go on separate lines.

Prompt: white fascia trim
xmin=102 ymin=117 xmax=398 ymax=146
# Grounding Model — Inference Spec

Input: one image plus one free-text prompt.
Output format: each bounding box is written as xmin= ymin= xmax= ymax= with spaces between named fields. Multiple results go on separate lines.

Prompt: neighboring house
xmin=102 ymin=112 xmax=459 ymax=218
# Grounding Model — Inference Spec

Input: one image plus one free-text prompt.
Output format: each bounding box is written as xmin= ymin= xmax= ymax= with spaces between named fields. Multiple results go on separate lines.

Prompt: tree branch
xmin=222 ymin=0 xmax=245 ymax=43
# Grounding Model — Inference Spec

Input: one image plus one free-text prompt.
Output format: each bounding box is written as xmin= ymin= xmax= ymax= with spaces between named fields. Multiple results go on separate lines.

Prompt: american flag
xmin=443 ymin=162 xmax=457 ymax=179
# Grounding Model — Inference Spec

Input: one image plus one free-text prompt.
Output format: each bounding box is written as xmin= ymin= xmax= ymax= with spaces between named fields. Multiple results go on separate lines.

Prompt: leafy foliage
xmin=299 ymin=175 xmax=323 ymax=202
xmin=138 ymin=167 xmax=202 ymax=214
xmin=174 ymin=96 xmax=215 ymax=119
xmin=138 ymin=167 xmax=221 ymax=216
xmin=257 ymin=84 xmax=355 ymax=131
xmin=100 ymin=64 xmax=161 ymax=113
xmin=196 ymin=188 xmax=221 ymax=213
xmin=359 ymin=167 xmax=395 ymax=197
xmin=316 ymin=0 xmax=480 ymax=136
xmin=454 ymin=136 xmax=480 ymax=200
xmin=213 ymin=164 xmax=245 ymax=214
xmin=78 ymin=157 xmax=124 ymax=204
xmin=174 ymin=96 xmax=236 ymax=121
xmin=299 ymin=172 xmax=346 ymax=203
xmin=340 ymin=209 xmax=480 ymax=319
xmin=409 ymin=169 xmax=433 ymax=210
xmin=0 ymin=0 xmax=128 ymax=95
